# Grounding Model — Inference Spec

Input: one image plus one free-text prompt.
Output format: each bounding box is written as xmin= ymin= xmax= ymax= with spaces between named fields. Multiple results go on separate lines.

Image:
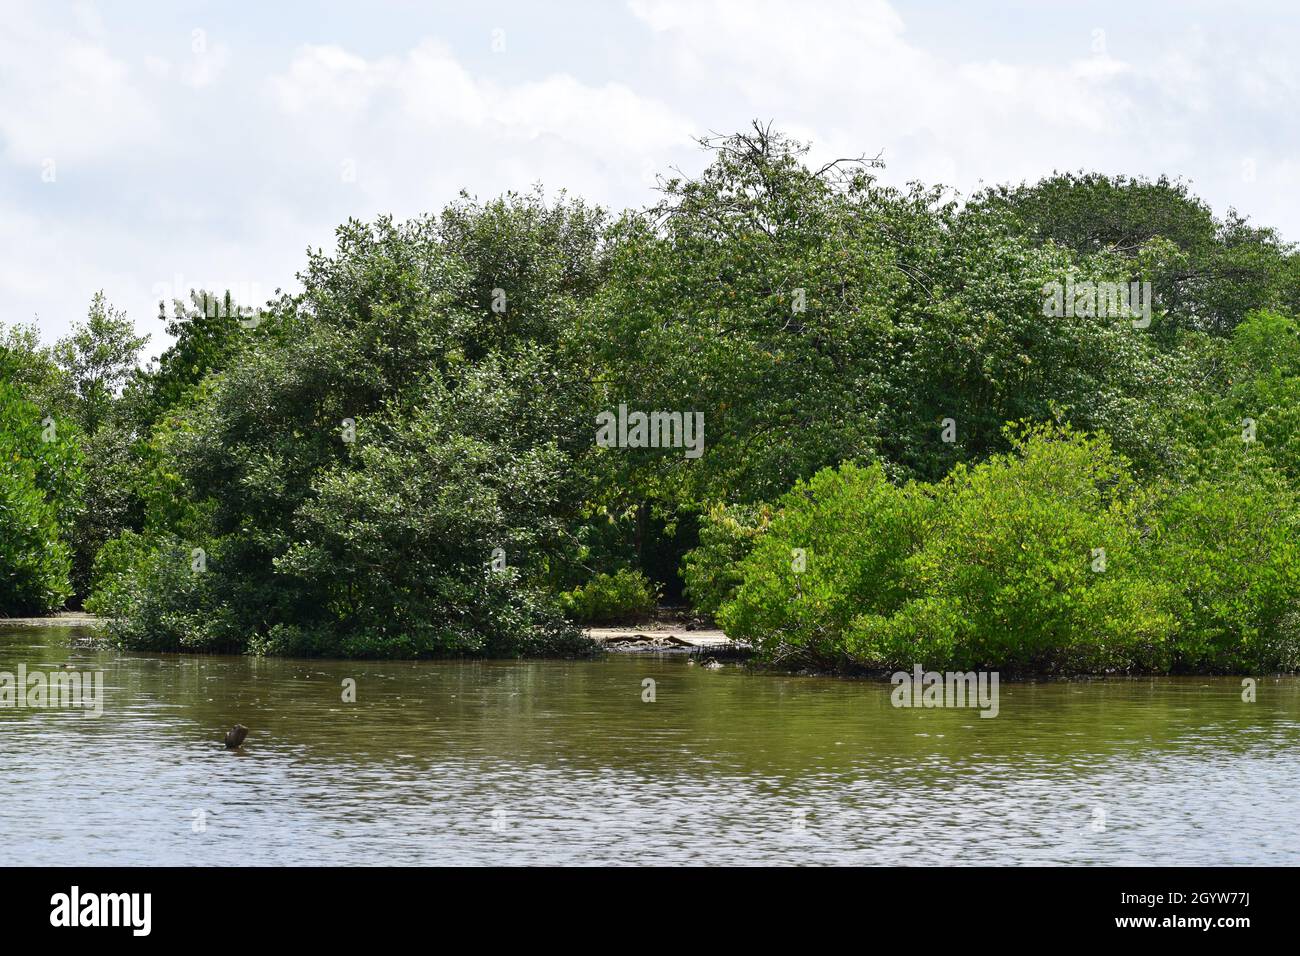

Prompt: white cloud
xmin=268 ymin=40 xmax=692 ymax=167
xmin=628 ymin=0 xmax=1151 ymax=188
xmin=0 ymin=8 xmax=158 ymax=166
xmin=259 ymin=39 xmax=697 ymax=243
xmin=625 ymin=0 xmax=1300 ymax=207
xmin=181 ymin=41 xmax=230 ymax=89
xmin=2 ymin=16 xmax=697 ymax=353
xmin=3 ymin=0 xmax=1299 ymax=356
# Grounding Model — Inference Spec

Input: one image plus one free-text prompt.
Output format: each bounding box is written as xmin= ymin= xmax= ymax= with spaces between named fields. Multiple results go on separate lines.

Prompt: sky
xmin=4 ymin=0 xmax=1299 ymax=357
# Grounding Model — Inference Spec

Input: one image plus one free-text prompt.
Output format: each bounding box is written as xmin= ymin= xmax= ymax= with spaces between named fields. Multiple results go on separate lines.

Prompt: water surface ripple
xmin=2 ymin=626 xmax=1295 ymax=865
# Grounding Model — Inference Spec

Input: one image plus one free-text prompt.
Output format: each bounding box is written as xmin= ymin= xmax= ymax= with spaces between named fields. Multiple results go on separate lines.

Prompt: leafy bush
xmin=0 ymin=380 xmax=80 ymax=614
xmin=718 ymin=462 xmax=930 ymax=666
xmin=559 ymin=568 xmax=659 ymax=624
xmin=720 ymin=423 xmax=1300 ymax=673
xmin=1151 ymin=465 xmax=1300 ymax=671
xmin=721 ymin=427 xmax=1187 ymax=672
xmin=249 ymin=572 xmax=595 ymax=659
xmin=88 ymin=533 xmax=239 ymax=652
xmin=681 ymin=502 xmax=771 ymax=618
xmin=844 ymin=426 xmax=1179 ymax=673
xmin=0 ymin=463 xmax=74 ymax=615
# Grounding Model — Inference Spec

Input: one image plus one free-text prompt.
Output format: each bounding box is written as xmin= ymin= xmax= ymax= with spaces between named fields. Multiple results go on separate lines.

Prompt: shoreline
xmin=0 ymin=612 xmax=103 ymax=628
xmin=586 ymin=624 xmax=742 ymax=653
xmin=0 ymin=616 xmax=1284 ymax=677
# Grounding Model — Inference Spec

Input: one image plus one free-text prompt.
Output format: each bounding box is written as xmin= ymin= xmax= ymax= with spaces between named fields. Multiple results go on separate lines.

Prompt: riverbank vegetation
xmin=4 ymin=124 xmax=1300 ymax=670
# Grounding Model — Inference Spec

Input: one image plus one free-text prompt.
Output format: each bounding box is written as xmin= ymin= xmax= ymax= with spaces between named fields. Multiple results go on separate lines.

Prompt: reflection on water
xmin=2 ymin=625 xmax=1297 ymax=865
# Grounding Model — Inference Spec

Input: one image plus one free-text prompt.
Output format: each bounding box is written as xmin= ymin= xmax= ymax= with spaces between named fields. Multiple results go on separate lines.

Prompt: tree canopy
xmin=5 ymin=126 xmax=1300 ymax=671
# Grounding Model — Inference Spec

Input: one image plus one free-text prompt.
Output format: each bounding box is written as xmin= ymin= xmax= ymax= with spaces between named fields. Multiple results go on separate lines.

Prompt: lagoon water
xmin=2 ymin=624 xmax=1298 ymax=866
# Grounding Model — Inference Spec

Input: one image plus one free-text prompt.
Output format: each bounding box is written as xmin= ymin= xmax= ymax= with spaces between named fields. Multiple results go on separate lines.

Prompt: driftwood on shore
xmin=585 ymin=626 xmax=737 ymax=649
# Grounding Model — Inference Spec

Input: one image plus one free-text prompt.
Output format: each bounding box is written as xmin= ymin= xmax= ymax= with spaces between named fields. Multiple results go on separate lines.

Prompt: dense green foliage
xmin=719 ymin=426 xmax=1300 ymax=673
xmin=559 ymin=568 xmax=659 ymax=625
xmin=681 ymin=502 xmax=771 ymax=617
xmin=82 ymin=194 xmax=605 ymax=657
xmin=5 ymin=124 xmax=1300 ymax=671
xmin=0 ymin=379 xmax=81 ymax=613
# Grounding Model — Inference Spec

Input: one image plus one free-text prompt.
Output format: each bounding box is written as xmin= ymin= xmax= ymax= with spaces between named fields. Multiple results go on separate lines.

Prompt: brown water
xmin=2 ymin=624 xmax=1298 ymax=865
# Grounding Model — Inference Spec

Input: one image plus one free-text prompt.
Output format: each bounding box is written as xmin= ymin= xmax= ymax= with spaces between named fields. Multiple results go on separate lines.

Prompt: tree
xmin=985 ymin=172 xmax=1297 ymax=337
xmin=93 ymin=193 xmax=604 ymax=657
xmin=583 ymin=124 xmax=900 ymax=506
xmin=125 ymin=289 xmax=268 ymax=435
xmin=52 ymin=293 xmax=148 ymax=435
xmin=35 ymin=295 xmax=150 ymax=602
xmin=0 ymin=379 xmax=81 ymax=614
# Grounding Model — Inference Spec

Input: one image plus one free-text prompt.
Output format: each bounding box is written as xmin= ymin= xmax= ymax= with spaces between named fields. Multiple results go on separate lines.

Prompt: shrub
xmin=720 ymin=426 xmax=1185 ymax=672
xmin=0 ymin=380 xmax=79 ymax=614
xmin=847 ymin=426 xmax=1180 ymax=672
xmin=1151 ymin=465 xmax=1300 ymax=671
xmin=0 ymin=467 xmax=74 ymax=615
xmin=87 ymin=533 xmax=244 ymax=652
xmin=717 ymin=461 xmax=931 ymax=666
xmin=681 ymin=502 xmax=771 ymax=618
xmin=559 ymin=568 xmax=659 ymax=624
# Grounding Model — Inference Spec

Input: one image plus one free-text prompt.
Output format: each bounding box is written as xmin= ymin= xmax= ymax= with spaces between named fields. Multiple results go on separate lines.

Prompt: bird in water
xmin=224 ymin=724 xmax=248 ymax=749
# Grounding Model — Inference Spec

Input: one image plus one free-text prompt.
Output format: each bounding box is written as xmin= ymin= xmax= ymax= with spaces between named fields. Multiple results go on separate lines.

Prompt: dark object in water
xmin=224 ymin=724 xmax=248 ymax=749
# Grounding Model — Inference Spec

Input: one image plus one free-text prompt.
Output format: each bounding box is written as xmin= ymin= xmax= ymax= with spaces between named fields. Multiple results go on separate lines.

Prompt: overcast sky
xmin=5 ymin=0 xmax=1298 ymax=355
